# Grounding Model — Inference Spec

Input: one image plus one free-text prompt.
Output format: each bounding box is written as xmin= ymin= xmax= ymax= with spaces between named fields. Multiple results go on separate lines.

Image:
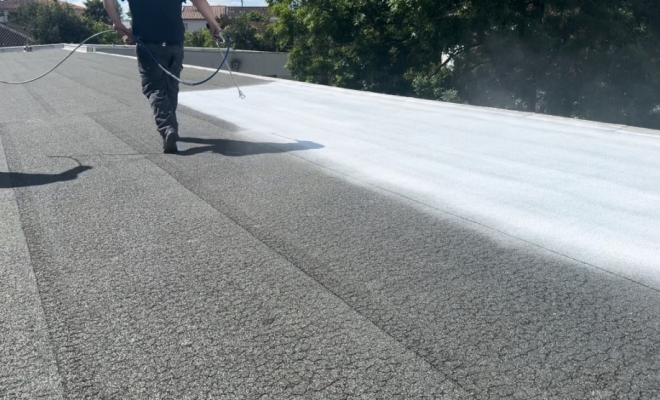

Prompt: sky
xmin=64 ymin=0 xmax=268 ymax=7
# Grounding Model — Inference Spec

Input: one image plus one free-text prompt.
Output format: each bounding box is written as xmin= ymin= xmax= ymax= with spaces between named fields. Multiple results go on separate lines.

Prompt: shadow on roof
xmin=0 ymin=166 xmax=92 ymax=189
xmin=176 ymin=137 xmax=324 ymax=157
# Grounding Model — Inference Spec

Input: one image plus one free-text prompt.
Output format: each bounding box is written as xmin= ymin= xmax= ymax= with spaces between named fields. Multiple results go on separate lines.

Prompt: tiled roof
xmin=45 ymin=0 xmax=86 ymax=12
xmin=224 ymin=6 xmax=270 ymax=18
xmin=180 ymin=5 xmax=271 ymax=21
xmin=56 ymin=1 xmax=85 ymax=11
xmin=0 ymin=22 xmax=31 ymax=47
xmin=0 ymin=0 xmax=27 ymax=11
xmin=2 ymin=21 xmax=28 ymax=34
xmin=0 ymin=0 xmax=85 ymax=11
xmin=181 ymin=5 xmax=225 ymax=20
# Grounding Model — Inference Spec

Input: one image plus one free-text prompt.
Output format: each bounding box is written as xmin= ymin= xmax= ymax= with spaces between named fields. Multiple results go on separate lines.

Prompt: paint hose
xmin=0 ymin=29 xmax=245 ymax=98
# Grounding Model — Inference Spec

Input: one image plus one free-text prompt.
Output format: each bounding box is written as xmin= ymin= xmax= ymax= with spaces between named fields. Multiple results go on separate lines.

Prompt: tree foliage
xmin=185 ymin=11 xmax=278 ymax=51
xmin=9 ymin=1 xmax=122 ymax=45
xmin=224 ymin=11 xmax=278 ymax=51
xmin=92 ymin=21 xmax=123 ymax=44
xmin=184 ymin=28 xmax=217 ymax=48
xmin=84 ymin=0 xmax=123 ymax=25
xmin=10 ymin=1 xmax=95 ymax=44
xmin=267 ymin=0 xmax=660 ymax=129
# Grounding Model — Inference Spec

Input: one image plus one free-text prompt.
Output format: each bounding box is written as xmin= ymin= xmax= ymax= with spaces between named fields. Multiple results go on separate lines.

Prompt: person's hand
xmin=208 ymin=23 xmax=225 ymax=43
xmin=113 ymin=22 xmax=133 ymax=44
xmin=121 ymin=34 xmax=135 ymax=45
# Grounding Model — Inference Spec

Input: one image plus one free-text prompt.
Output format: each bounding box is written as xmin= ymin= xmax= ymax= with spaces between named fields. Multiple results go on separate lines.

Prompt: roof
xmin=181 ymin=6 xmax=271 ymax=20
xmin=224 ymin=6 xmax=270 ymax=18
xmin=60 ymin=1 xmax=85 ymax=11
xmin=181 ymin=5 xmax=225 ymax=20
xmin=2 ymin=48 xmax=660 ymax=399
xmin=0 ymin=22 xmax=30 ymax=47
xmin=0 ymin=0 xmax=84 ymax=11
xmin=49 ymin=0 xmax=85 ymax=12
xmin=1 ymin=20 xmax=29 ymax=35
xmin=0 ymin=0 xmax=28 ymax=11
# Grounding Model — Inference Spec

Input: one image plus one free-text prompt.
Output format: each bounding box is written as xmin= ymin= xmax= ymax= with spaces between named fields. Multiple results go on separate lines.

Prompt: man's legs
xmin=166 ymin=47 xmax=183 ymax=127
xmin=136 ymin=42 xmax=184 ymax=152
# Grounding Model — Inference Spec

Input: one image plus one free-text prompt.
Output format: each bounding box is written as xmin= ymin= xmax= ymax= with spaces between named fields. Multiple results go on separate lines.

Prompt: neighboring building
xmin=0 ymin=22 xmax=31 ymax=47
xmin=0 ymin=0 xmax=81 ymax=47
xmin=0 ymin=0 xmax=27 ymax=22
xmin=181 ymin=5 xmax=270 ymax=32
xmin=57 ymin=1 xmax=85 ymax=16
xmin=43 ymin=0 xmax=86 ymax=16
xmin=224 ymin=6 xmax=269 ymax=19
xmin=0 ymin=0 xmax=31 ymax=43
xmin=0 ymin=0 xmax=85 ymax=23
xmin=182 ymin=5 xmax=226 ymax=32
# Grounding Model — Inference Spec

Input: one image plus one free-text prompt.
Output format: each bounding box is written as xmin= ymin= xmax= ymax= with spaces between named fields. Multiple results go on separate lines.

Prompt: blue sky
xmin=65 ymin=0 xmax=268 ymax=6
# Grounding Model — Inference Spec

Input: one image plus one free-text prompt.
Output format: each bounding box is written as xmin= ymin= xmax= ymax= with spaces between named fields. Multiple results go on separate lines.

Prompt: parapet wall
xmin=92 ymin=45 xmax=291 ymax=79
xmin=0 ymin=44 xmax=64 ymax=53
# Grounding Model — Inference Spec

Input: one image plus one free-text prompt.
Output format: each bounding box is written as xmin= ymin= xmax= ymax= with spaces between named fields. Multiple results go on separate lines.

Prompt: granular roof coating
xmin=2 ymin=48 xmax=660 ymax=399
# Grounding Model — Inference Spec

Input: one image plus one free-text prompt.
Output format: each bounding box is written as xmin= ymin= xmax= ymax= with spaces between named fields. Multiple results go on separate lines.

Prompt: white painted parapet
xmin=0 ymin=44 xmax=64 ymax=53
xmin=91 ymin=45 xmax=291 ymax=79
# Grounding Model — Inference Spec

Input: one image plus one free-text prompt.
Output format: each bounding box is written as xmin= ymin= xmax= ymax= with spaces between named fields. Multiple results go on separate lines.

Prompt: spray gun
xmin=204 ymin=23 xmax=245 ymax=98
xmin=206 ymin=23 xmax=227 ymax=44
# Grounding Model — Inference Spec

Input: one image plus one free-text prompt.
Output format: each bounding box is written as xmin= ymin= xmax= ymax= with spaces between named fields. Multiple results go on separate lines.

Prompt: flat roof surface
xmin=2 ymin=49 xmax=660 ymax=398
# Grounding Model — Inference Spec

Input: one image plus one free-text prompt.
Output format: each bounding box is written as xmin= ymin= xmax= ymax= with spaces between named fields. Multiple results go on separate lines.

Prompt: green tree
xmin=266 ymin=0 xmax=417 ymax=93
xmin=224 ymin=11 xmax=267 ymax=51
xmin=84 ymin=0 xmax=123 ymax=24
xmin=268 ymin=0 xmax=660 ymax=129
xmin=91 ymin=20 xmax=123 ymax=44
xmin=9 ymin=1 xmax=95 ymax=44
xmin=441 ymin=0 xmax=660 ymax=128
xmin=184 ymin=11 xmax=277 ymax=51
xmin=184 ymin=28 xmax=217 ymax=48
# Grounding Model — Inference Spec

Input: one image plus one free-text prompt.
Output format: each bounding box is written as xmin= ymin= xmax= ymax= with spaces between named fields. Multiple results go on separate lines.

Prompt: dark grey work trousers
xmin=136 ymin=42 xmax=184 ymax=137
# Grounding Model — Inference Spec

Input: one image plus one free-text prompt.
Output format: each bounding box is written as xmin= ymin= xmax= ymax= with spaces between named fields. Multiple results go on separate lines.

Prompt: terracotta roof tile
xmin=0 ymin=0 xmax=27 ymax=11
xmin=181 ymin=5 xmax=225 ymax=20
xmin=224 ymin=6 xmax=270 ymax=18
xmin=0 ymin=22 xmax=31 ymax=47
xmin=0 ymin=0 xmax=85 ymax=11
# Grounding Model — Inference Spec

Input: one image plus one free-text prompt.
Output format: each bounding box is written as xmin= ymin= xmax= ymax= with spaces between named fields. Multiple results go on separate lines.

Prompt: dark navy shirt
xmin=127 ymin=0 xmax=185 ymax=43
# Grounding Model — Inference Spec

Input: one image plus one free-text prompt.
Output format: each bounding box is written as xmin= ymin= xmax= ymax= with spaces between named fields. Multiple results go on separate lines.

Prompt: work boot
xmin=163 ymin=129 xmax=179 ymax=154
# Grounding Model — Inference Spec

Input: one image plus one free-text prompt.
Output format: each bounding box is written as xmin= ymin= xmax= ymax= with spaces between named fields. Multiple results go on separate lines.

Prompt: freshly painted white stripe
xmin=180 ymin=82 xmax=660 ymax=288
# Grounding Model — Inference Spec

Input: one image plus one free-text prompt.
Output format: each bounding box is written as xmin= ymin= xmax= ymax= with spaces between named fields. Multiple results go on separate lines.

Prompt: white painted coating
xmin=179 ymin=82 xmax=660 ymax=287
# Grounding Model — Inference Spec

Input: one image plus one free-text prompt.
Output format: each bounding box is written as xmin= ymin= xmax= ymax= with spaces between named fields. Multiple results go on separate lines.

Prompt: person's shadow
xmin=0 ymin=165 xmax=92 ymax=189
xmin=176 ymin=137 xmax=324 ymax=157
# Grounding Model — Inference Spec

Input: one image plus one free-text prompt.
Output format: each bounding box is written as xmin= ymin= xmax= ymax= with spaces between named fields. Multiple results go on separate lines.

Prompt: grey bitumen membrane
xmin=1 ymin=50 xmax=659 ymax=399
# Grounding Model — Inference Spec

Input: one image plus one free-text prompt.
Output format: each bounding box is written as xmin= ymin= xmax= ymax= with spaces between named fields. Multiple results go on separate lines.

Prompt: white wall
xmin=92 ymin=45 xmax=291 ymax=79
xmin=183 ymin=20 xmax=207 ymax=32
xmin=0 ymin=44 xmax=64 ymax=53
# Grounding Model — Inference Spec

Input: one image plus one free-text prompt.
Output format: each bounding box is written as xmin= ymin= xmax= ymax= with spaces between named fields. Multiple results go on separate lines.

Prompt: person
xmin=103 ymin=0 xmax=223 ymax=153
